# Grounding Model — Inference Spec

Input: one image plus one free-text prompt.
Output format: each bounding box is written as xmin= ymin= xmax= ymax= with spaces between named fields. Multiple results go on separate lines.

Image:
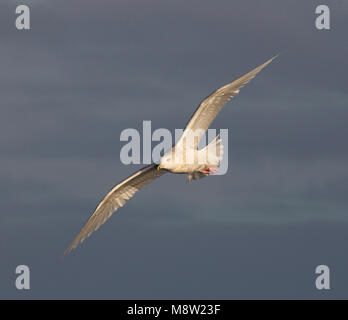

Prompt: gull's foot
xmin=201 ymin=167 xmax=217 ymax=174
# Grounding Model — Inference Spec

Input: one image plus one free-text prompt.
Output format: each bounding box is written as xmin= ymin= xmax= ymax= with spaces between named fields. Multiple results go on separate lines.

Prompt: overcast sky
xmin=1 ymin=0 xmax=347 ymax=299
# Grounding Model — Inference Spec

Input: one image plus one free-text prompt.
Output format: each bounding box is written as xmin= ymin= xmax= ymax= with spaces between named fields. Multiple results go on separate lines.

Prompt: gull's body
xmin=64 ymin=56 xmax=277 ymax=255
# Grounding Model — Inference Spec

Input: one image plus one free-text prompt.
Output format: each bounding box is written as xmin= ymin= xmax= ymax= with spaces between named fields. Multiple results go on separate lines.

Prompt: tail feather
xmin=201 ymin=134 xmax=224 ymax=167
xmin=187 ymin=134 xmax=224 ymax=182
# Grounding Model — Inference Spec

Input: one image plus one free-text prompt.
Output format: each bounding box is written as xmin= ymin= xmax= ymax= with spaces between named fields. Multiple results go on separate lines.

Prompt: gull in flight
xmin=64 ymin=56 xmax=277 ymax=255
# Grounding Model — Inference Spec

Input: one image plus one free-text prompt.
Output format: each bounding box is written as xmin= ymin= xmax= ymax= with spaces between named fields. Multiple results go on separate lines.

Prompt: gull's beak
xmin=157 ymin=165 xmax=161 ymax=171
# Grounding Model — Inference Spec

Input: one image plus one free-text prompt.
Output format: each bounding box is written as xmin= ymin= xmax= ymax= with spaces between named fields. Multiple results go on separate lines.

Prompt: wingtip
xmin=257 ymin=54 xmax=279 ymax=70
xmin=62 ymin=243 xmax=76 ymax=257
xmin=266 ymin=54 xmax=279 ymax=64
xmin=62 ymin=248 xmax=70 ymax=258
xmin=270 ymin=51 xmax=286 ymax=61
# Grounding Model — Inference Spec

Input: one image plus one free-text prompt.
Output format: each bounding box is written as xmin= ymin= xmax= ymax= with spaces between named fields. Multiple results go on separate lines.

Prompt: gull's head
xmin=158 ymin=150 xmax=176 ymax=171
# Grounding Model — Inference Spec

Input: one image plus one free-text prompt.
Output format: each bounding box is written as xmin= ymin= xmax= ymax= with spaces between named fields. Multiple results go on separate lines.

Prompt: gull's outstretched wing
xmin=64 ymin=164 xmax=166 ymax=255
xmin=177 ymin=56 xmax=277 ymax=149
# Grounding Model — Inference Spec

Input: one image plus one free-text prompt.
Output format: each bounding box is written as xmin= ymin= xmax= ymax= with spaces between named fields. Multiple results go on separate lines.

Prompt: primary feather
xmin=64 ymin=165 xmax=166 ymax=255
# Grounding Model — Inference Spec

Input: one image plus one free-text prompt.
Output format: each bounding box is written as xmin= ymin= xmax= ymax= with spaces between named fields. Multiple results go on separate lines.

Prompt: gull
xmin=64 ymin=55 xmax=277 ymax=255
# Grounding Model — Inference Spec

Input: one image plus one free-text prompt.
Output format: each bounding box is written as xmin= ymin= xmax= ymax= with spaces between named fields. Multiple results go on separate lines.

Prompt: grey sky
xmin=1 ymin=0 xmax=347 ymax=299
